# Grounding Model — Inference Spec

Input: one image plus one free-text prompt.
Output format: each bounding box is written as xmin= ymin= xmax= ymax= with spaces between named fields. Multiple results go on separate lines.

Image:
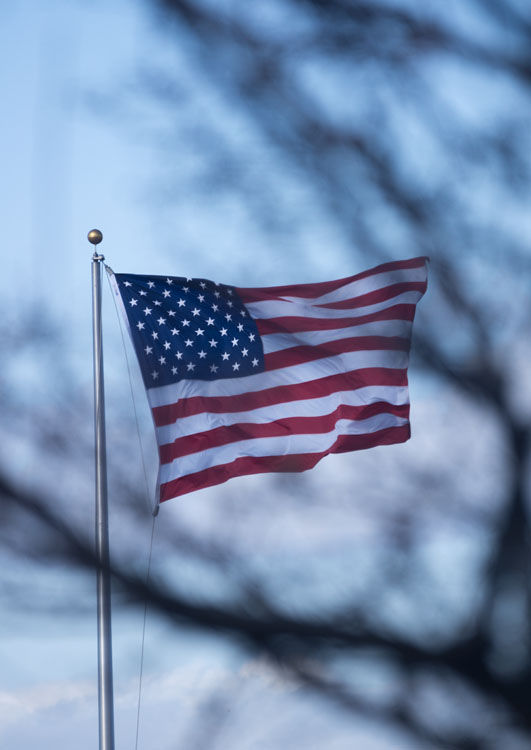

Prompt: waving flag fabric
xmin=110 ymin=257 xmax=428 ymax=503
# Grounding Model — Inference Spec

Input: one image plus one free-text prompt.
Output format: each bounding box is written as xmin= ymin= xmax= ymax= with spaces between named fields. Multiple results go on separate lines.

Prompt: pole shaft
xmin=92 ymin=253 xmax=115 ymax=750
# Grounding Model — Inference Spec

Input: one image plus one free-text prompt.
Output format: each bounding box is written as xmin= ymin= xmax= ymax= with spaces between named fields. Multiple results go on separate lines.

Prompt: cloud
xmin=0 ymin=679 xmax=95 ymax=729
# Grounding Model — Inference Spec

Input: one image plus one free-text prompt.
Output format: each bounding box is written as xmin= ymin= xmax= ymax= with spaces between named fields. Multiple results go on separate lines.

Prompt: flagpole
xmin=89 ymin=229 xmax=115 ymax=750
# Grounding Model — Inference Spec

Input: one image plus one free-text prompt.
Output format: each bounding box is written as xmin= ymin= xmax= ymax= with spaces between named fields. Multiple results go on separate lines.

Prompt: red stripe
xmin=236 ymin=258 xmax=428 ymax=303
xmin=159 ymin=402 xmax=410 ymax=464
xmin=264 ymin=335 xmax=410 ymax=371
xmin=256 ymin=304 xmax=417 ymax=336
xmin=317 ymin=281 xmax=427 ymax=310
xmin=159 ymin=424 xmax=411 ymax=501
xmin=152 ymin=367 xmax=408 ymax=426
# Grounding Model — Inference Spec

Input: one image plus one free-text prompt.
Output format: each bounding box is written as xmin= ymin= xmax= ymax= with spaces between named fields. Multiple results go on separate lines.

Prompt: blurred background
xmin=1 ymin=1 xmax=531 ymax=748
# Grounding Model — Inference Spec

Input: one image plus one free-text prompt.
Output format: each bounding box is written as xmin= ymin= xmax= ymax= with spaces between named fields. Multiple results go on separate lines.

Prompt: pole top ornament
xmin=88 ymin=229 xmax=103 ymax=245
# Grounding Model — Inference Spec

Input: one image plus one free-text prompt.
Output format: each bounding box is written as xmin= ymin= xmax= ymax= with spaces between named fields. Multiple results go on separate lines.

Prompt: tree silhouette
xmin=3 ymin=1 xmax=531 ymax=747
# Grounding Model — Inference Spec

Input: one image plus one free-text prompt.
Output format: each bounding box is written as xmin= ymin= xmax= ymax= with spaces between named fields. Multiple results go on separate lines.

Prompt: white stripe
xmin=261 ymin=319 xmax=413 ymax=354
xmin=159 ymin=412 xmax=409 ymax=483
xmin=156 ymin=384 xmax=410 ymax=443
xmin=302 ymin=264 xmax=427 ymax=305
xmin=243 ymin=265 xmax=427 ymax=306
xmin=147 ymin=349 xmax=409 ymax=407
xmin=244 ymin=290 xmax=423 ymax=321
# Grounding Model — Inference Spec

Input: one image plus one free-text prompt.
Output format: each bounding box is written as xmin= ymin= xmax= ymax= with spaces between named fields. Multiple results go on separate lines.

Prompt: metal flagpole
xmin=89 ymin=229 xmax=115 ymax=750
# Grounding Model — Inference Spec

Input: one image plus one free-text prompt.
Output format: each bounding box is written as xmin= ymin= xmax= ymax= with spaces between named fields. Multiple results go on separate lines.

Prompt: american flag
xmin=110 ymin=257 xmax=428 ymax=503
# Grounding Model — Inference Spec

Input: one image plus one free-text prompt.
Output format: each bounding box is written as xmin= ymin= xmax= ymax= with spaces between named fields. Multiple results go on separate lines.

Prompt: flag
xmin=110 ymin=257 xmax=428 ymax=502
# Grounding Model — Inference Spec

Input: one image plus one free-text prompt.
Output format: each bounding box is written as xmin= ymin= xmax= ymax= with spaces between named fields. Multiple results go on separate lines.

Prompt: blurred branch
xmin=2 ymin=469 xmax=530 ymax=745
xmin=4 ymin=1 xmax=531 ymax=747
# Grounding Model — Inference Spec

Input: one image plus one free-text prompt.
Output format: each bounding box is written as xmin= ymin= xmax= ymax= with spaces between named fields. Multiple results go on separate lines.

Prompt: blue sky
xmin=1 ymin=1 xmax=158 ymax=301
xmin=1 ymin=3 xmax=388 ymax=747
xmin=1 ymin=1 xmax=525 ymax=748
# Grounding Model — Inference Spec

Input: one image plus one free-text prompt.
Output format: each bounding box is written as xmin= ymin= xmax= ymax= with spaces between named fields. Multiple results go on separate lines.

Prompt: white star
xmin=144 ymin=345 xmax=152 ymax=354
xmin=212 ymin=304 xmax=219 ymax=312
xmin=139 ymin=290 xmax=147 ymax=296
xmin=147 ymin=281 xmax=155 ymax=289
xmin=191 ymin=308 xmax=200 ymax=317
xmin=182 ymin=319 xmax=190 ymax=327
xmin=151 ymin=370 xmax=158 ymax=379
xmin=210 ymin=364 xmax=218 ymax=373
xmin=214 ymin=291 xmax=220 ymax=298
xmin=154 ymin=300 xmax=161 ymax=306
xmin=166 ymin=278 xmax=173 ymax=285
xmin=171 ymin=366 xmax=178 ymax=375
xmin=171 ymin=328 xmax=179 ymax=335
xmin=168 ymin=310 xmax=176 ymax=317
xmin=237 ymin=323 xmax=244 ymax=332
xmin=177 ymin=298 xmax=186 ymax=307
xmin=136 ymin=321 xmax=145 ymax=330
xmin=198 ymin=294 xmax=205 ymax=302
xmin=163 ymin=289 xmax=171 ymax=298
xmin=143 ymin=307 xmax=152 ymax=316
xmin=227 ymin=289 xmax=233 ymax=295
xmin=220 ymin=327 xmax=228 ymax=336
xmin=249 ymin=333 xmax=256 ymax=342
xmin=209 ymin=339 xmax=217 ymax=347
xmin=163 ymin=341 xmax=171 ymax=350
xmin=198 ymin=350 xmax=206 ymax=359
xmin=157 ymin=317 xmax=166 ymax=326
xmin=200 ymin=281 xmax=206 ymax=289
xmin=182 ymin=286 xmax=189 ymax=292
xmin=241 ymin=348 xmax=248 ymax=357
xmin=129 ymin=298 xmax=138 ymax=307
xmin=195 ymin=328 xmax=204 ymax=336
xmin=186 ymin=277 xmax=192 ymax=282
xmin=231 ymin=337 xmax=239 ymax=347
xmin=186 ymin=362 xmax=195 ymax=372
xmin=185 ymin=338 xmax=193 ymax=347
xmin=221 ymin=352 xmax=230 ymax=361
xmin=227 ymin=300 xmax=233 ymax=308
xmin=175 ymin=351 xmax=183 ymax=360
xmin=240 ymin=310 xmax=246 ymax=317
xmin=158 ymin=356 xmax=166 ymax=365
xmin=206 ymin=317 xmax=214 ymax=326
xmin=123 ymin=281 xmax=132 ymax=287
xmin=252 ymin=358 xmax=259 ymax=367
xmin=232 ymin=362 xmax=240 ymax=371
xmin=152 ymin=331 xmax=159 ymax=340
xmin=225 ymin=314 xmax=232 ymax=321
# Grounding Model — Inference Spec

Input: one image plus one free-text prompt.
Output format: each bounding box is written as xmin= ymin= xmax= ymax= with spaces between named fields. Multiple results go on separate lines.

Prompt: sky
xmin=1 ymin=3 xmax=397 ymax=748
xmin=0 ymin=1 xmax=525 ymax=749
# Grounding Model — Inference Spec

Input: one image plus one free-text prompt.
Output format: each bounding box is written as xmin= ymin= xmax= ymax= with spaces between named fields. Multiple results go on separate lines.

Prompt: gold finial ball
xmin=88 ymin=229 xmax=103 ymax=245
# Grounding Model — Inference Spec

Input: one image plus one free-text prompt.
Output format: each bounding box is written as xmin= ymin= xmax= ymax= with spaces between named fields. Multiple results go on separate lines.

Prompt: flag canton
xmin=115 ymin=273 xmax=264 ymax=388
